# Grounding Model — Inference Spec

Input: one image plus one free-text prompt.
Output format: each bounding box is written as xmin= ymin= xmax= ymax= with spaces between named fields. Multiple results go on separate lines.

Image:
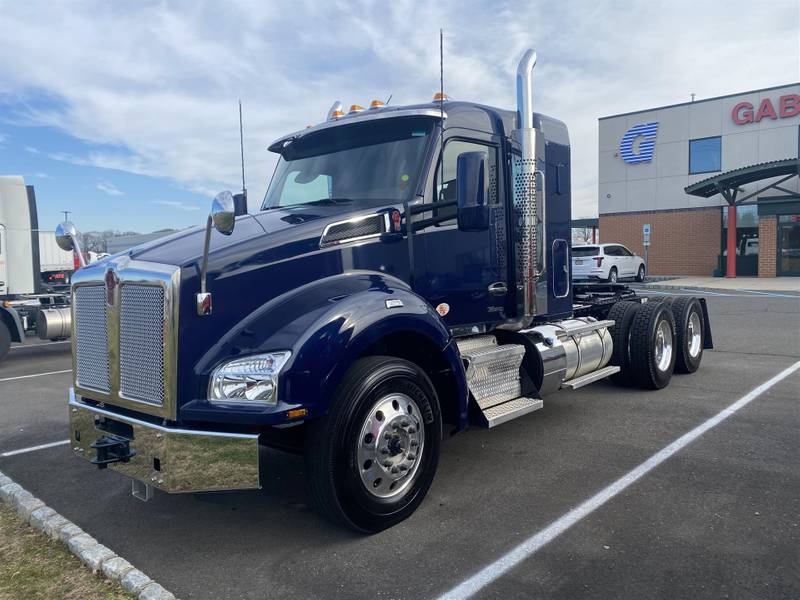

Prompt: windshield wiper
xmin=263 ymin=197 xmax=356 ymax=210
xmin=305 ymin=197 xmax=355 ymax=206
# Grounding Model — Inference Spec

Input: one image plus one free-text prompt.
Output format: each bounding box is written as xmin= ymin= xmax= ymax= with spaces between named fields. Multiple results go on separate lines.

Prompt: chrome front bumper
xmin=68 ymin=389 xmax=260 ymax=493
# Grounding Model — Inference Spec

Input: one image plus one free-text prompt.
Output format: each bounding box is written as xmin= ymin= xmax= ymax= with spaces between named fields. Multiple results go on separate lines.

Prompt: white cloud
xmin=0 ymin=133 xmax=7 ymax=146
xmin=31 ymin=172 xmax=52 ymax=179
xmin=151 ymin=199 xmax=201 ymax=211
xmin=0 ymin=1 xmax=798 ymax=217
xmin=96 ymin=181 xmax=124 ymax=196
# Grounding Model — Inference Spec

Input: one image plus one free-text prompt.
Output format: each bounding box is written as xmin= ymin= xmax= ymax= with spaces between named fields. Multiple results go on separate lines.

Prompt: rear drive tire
xmin=635 ymin=264 xmax=646 ymax=282
xmin=608 ymin=267 xmax=618 ymax=284
xmin=0 ymin=321 xmax=11 ymax=362
xmin=629 ymin=301 xmax=676 ymax=390
xmin=305 ymin=356 xmax=441 ymax=533
xmin=607 ymin=301 xmax=640 ymax=386
xmin=670 ymin=296 xmax=705 ymax=374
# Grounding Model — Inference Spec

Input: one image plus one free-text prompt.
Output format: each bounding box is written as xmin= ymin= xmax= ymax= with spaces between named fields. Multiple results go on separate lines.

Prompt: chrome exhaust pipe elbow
xmin=516 ymin=49 xmax=537 ymax=130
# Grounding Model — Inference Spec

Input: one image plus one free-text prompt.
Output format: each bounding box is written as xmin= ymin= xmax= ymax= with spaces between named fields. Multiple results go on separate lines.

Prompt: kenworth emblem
xmin=619 ymin=122 xmax=659 ymax=164
xmin=104 ymin=267 xmax=118 ymax=307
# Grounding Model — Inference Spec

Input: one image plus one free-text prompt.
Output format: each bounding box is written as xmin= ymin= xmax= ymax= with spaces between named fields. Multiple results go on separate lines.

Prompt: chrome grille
xmin=119 ymin=285 xmax=165 ymax=406
xmin=74 ymin=285 xmax=110 ymax=392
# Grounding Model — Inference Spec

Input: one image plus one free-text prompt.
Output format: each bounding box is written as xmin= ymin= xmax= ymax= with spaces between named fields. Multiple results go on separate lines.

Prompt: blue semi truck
xmin=60 ymin=49 xmax=712 ymax=532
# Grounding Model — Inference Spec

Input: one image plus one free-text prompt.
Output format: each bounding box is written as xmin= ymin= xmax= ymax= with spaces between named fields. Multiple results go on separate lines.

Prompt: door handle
xmin=488 ymin=282 xmax=508 ymax=296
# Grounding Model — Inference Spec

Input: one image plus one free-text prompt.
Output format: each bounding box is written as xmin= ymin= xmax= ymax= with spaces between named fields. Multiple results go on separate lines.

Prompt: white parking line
xmin=737 ymin=289 xmax=800 ymax=299
xmin=0 ymin=369 xmax=72 ymax=383
xmin=0 ymin=439 xmax=70 ymax=457
xmin=438 ymin=359 xmax=800 ymax=600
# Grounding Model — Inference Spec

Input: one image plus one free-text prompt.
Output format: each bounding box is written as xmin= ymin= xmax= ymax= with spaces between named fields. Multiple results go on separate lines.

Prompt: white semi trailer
xmin=0 ymin=176 xmax=73 ymax=361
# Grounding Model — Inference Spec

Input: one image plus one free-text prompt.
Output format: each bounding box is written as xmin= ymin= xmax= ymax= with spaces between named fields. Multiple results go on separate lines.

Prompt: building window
xmin=722 ymin=204 xmax=759 ymax=258
xmin=689 ymin=136 xmax=721 ymax=174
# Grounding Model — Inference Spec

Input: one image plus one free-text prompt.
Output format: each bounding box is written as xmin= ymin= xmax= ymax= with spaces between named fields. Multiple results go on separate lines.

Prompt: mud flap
xmin=698 ymin=297 xmax=714 ymax=349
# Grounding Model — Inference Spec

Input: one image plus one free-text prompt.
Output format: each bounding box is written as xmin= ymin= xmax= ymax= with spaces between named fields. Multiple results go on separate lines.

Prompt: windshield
xmin=262 ymin=116 xmax=435 ymax=210
xmin=572 ymin=246 xmax=599 ymax=257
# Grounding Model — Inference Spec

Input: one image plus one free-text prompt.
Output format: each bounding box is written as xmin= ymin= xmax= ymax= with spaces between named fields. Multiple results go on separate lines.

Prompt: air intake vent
xmin=320 ymin=214 xmax=385 ymax=247
xmin=74 ymin=285 xmax=109 ymax=393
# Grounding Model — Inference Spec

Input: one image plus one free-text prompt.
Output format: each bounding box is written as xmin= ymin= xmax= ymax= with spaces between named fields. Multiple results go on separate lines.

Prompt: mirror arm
xmin=199 ymin=214 xmax=213 ymax=295
xmin=71 ymin=233 xmax=87 ymax=268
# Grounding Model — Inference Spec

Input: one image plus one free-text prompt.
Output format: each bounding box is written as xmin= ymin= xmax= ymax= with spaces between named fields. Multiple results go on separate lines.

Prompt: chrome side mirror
xmin=55 ymin=222 xmax=78 ymax=251
xmin=55 ymin=221 xmax=87 ymax=268
xmin=211 ymin=191 xmax=236 ymax=236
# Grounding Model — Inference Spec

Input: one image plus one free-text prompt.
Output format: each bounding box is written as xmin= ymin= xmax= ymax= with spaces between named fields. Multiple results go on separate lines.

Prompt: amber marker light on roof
xmin=330 ymin=110 xmax=345 ymax=118
xmin=433 ymin=92 xmax=449 ymax=102
xmin=349 ymin=104 xmax=365 ymax=114
xmin=369 ymin=99 xmax=385 ymax=109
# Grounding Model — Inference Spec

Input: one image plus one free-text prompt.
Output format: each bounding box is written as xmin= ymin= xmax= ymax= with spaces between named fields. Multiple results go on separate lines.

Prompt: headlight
xmin=208 ymin=351 xmax=291 ymax=405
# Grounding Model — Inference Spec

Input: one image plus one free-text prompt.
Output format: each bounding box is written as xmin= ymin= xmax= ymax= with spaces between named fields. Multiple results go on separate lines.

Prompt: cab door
xmin=412 ymin=132 xmax=509 ymax=328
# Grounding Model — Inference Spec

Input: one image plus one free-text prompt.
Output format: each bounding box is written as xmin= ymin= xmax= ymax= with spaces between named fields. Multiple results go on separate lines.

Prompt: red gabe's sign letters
xmin=732 ymin=94 xmax=800 ymax=125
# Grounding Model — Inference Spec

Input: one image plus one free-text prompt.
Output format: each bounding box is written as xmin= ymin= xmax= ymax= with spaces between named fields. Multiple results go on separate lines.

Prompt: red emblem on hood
xmin=105 ymin=268 xmax=117 ymax=306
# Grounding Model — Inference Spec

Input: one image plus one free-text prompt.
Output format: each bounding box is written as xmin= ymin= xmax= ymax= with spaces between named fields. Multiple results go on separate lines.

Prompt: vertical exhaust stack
xmin=511 ymin=48 xmax=544 ymax=327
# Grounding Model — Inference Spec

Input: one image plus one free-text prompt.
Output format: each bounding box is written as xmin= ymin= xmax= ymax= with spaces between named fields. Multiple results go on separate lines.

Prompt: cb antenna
xmin=239 ymin=99 xmax=247 ymax=201
xmin=438 ymin=29 xmax=445 ymax=175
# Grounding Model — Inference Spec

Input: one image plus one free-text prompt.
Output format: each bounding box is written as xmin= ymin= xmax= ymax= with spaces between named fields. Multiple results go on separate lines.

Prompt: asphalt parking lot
xmin=1 ymin=290 xmax=799 ymax=600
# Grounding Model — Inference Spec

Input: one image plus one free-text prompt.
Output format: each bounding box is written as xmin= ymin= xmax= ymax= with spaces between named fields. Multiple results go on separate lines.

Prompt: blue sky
xmin=1 ymin=0 xmax=798 ymax=233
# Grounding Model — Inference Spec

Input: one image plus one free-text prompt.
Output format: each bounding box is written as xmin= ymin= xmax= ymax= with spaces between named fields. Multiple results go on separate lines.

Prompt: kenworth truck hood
xmin=117 ymin=202 xmax=411 ymax=419
xmin=129 ymin=206 xmax=349 ymax=267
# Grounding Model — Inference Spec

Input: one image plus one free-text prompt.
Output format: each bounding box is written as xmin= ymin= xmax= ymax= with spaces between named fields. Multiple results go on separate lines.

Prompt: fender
xmin=0 ymin=305 xmax=25 ymax=343
xmin=182 ymin=271 xmax=469 ymax=429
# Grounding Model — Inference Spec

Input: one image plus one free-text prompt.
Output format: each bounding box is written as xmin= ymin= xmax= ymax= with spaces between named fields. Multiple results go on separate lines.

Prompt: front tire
xmin=635 ymin=264 xmax=646 ymax=282
xmin=608 ymin=267 xmax=618 ymax=284
xmin=305 ymin=356 xmax=441 ymax=532
xmin=629 ymin=301 xmax=676 ymax=389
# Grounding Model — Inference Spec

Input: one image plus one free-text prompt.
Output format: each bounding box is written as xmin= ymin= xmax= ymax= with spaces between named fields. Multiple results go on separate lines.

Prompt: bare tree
xmin=80 ymin=232 xmax=108 ymax=253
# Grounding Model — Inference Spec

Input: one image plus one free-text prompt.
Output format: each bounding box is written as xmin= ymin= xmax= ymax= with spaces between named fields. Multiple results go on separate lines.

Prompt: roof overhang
xmin=684 ymin=158 xmax=800 ymax=199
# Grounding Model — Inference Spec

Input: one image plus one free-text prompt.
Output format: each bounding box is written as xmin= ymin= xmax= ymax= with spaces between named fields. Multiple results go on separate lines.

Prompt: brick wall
xmin=599 ymin=208 xmax=722 ymax=276
xmin=758 ymin=216 xmax=777 ymax=277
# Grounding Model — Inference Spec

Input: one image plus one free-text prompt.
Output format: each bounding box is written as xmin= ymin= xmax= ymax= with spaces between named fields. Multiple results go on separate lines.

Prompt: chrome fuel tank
xmin=522 ymin=317 xmax=614 ymax=394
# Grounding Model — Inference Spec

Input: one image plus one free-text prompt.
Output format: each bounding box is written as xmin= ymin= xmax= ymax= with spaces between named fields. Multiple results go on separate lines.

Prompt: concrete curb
xmin=641 ymin=282 xmax=800 ymax=294
xmin=0 ymin=469 xmax=177 ymax=600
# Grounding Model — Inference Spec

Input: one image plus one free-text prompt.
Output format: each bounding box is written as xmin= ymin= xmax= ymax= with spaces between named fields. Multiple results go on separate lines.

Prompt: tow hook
xmin=90 ymin=435 xmax=136 ymax=469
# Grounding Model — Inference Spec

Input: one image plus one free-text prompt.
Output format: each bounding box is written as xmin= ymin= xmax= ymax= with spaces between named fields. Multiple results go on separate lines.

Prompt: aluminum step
xmin=480 ymin=396 xmax=543 ymax=428
xmin=561 ymin=365 xmax=621 ymax=390
xmin=455 ymin=334 xmax=497 ymax=354
xmin=460 ymin=342 xmax=526 ymax=409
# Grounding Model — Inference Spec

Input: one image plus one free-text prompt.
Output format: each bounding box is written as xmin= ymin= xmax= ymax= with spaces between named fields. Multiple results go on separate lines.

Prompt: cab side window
xmin=433 ymin=140 xmax=498 ymax=224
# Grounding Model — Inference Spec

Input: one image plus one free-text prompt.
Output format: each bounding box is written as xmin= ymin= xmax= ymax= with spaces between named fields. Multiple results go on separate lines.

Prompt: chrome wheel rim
xmin=655 ymin=320 xmax=673 ymax=372
xmin=356 ymin=393 xmax=425 ymax=500
xmin=687 ymin=312 xmax=702 ymax=358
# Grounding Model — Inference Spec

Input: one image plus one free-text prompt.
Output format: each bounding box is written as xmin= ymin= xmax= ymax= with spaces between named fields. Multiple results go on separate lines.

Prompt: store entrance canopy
xmin=684 ymin=158 xmax=800 ymax=204
xmin=684 ymin=157 xmax=800 ymax=278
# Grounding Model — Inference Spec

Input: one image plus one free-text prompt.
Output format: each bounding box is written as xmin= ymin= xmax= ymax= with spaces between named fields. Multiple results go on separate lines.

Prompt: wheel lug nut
xmin=381 ymin=460 xmax=392 ymax=468
xmin=407 ymin=453 xmax=416 ymax=460
xmin=380 ymin=448 xmax=389 ymax=455
xmin=391 ymin=466 xmax=399 ymax=474
xmin=408 ymin=427 xmax=416 ymax=434
xmin=398 ymin=464 xmax=408 ymax=471
xmin=410 ymin=440 xmax=418 ymax=447
xmin=400 ymin=420 xmax=409 ymax=427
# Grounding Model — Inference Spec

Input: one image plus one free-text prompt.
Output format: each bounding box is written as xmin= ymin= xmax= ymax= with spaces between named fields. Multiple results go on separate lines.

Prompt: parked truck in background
xmin=0 ymin=175 xmax=73 ymax=361
xmin=62 ymin=49 xmax=712 ymax=532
